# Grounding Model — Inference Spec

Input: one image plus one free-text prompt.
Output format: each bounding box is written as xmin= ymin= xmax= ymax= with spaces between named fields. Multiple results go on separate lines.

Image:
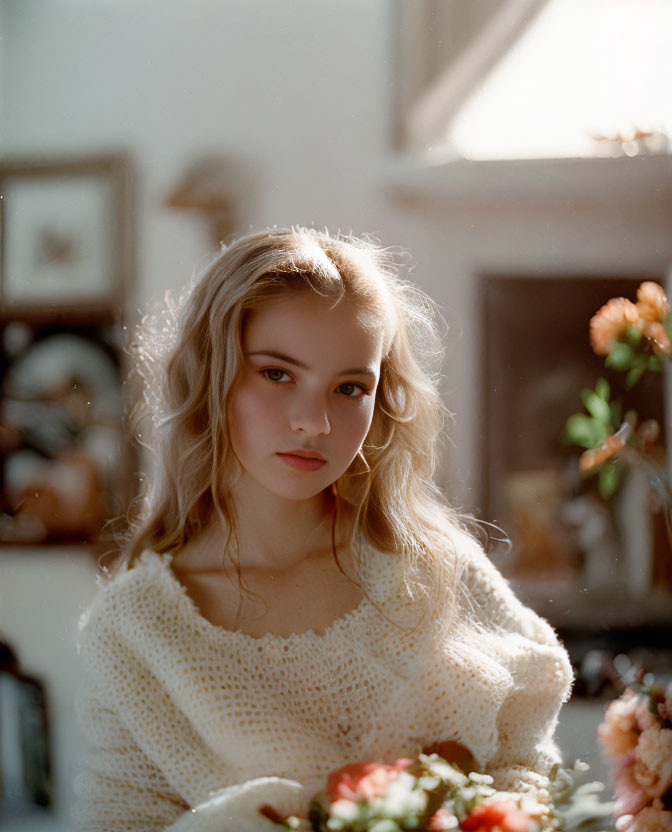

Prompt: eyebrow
xmin=247 ymin=350 xmax=378 ymax=380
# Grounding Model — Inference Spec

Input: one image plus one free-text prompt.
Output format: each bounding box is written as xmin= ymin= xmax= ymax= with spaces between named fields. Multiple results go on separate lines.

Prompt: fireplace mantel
xmin=384 ymin=154 xmax=672 ymax=212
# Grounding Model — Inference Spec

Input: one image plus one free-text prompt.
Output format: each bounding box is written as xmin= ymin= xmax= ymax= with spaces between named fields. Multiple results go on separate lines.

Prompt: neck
xmin=222 ymin=473 xmax=350 ymax=572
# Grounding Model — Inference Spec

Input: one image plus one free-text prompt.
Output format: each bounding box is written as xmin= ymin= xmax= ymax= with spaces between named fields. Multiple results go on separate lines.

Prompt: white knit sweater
xmin=72 ymin=532 xmax=574 ymax=831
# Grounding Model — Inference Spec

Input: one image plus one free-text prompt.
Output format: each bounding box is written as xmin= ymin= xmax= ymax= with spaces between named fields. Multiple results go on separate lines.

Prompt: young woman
xmin=72 ymin=227 xmax=573 ymax=831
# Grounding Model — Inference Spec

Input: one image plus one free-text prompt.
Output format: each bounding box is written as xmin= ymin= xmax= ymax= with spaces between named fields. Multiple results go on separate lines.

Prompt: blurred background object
xmin=0 ymin=640 xmax=52 ymax=824
xmin=1 ymin=0 xmax=672 ymax=827
xmin=0 ymin=156 xmax=135 ymax=548
xmin=164 ymin=155 xmax=255 ymax=248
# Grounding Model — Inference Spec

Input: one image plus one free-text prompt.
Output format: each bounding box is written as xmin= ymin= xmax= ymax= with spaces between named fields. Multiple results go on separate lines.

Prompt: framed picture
xmin=0 ymin=156 xmax=129 ymax=315
xmin=0 ymin=155 xmax=136 ymax=547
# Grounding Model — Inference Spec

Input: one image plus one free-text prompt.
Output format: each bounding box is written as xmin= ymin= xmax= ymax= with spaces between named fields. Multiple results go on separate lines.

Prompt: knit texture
xmin=72 ymin=530 xmax=574 ymax=831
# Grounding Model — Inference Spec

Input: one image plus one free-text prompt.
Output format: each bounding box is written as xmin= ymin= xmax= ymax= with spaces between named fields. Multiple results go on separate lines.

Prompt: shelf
xmin=383 ymin=153 xmax=672 ymax=211
xmin=509 ymin=575 xmax=672 ymax=631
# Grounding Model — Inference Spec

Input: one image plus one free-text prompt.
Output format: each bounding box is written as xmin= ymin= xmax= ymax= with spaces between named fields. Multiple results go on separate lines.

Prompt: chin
xmin=276 ymin=484 xmax=331 ymax=502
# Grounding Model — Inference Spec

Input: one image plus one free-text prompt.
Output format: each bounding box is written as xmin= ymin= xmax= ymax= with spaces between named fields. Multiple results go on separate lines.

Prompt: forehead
xmin=243 ymin=293 xmax=384 ymax=365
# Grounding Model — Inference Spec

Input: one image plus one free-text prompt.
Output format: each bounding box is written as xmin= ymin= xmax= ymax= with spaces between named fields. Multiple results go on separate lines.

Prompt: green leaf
xmin=367 ymin=822 xmax=401 ymax=832
xmin=624 ymin=409 xmax=639 ymax=427
xmin=565 ymin=414 xmax=607 ymax=449
xmin=625 ymin=364 xmax=646 ymax=390
xmin=594 ymin=377 xmax=610 ymax=401
xmin=579 ymin=388 xmax=593 ymax=409
xmin=598 ymin=463 xmax=621 ymax=499
xmin=605 ymin=342 xmax=634 ymax=371
xmin=581 ymin=390 xmax=611 ymax=424
xmin=609 ymin=400 xmax=623 ymax=427
xmin=648 ymin=356 xmax=662 ymax=372
xmin=625 ymin=324 xmax=643 ymax=347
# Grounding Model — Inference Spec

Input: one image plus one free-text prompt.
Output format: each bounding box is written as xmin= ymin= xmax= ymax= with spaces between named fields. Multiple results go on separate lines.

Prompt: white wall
xmin=2 ymin=0 xmax=393 ymax=307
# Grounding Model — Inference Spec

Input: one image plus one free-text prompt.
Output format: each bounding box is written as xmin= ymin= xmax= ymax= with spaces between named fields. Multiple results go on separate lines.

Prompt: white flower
xmin=469 ymin=773 xmax=495 ymax=786
xmin=329 ymin=799 xmax=359 ymax=823
xmin=379 ymin=772 xmax=427 ymax=817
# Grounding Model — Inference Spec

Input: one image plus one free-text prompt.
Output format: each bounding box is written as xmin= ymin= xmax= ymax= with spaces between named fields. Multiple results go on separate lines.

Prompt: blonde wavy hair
xmin=115 ymin=226 xmax=485 ymax=626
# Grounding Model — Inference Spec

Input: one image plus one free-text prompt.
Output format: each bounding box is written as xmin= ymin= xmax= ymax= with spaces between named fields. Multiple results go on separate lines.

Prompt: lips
xmin=277 ymin=449 xmax=327 ymax=471
xmin=281 ymin=449 xmax=326 ymax=461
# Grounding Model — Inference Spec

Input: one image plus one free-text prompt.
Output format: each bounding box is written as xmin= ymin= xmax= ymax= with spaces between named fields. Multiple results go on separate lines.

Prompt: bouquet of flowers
xmin=598 ymin=673 xmax=672 ymax=832
xmin=259 ymin=753 xmax=613 ymax=832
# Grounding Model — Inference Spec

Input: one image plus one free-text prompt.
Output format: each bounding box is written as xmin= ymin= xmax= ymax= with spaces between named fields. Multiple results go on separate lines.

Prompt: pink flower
xmin=636 ymin=705 xmax=658 ymax=733
xmin=459 ymin=801 xmax=531 ymax=832
xmin=613 ymin=752 xmax=650 ymax=819
xmin=617 ymin=807 xmax=672 ymax=832
xmin=633 ymin=724 xmax=672 ymax=800
xmin=599 ymin=689 xmax=642 ymax=761
xmin=326 ymin=758 xmax=413 ymax=803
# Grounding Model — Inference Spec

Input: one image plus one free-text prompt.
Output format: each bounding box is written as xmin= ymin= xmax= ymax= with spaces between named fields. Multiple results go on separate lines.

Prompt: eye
xmin=260 ymin=368 xmax=291 ymax=384
xmin=336 ymin=382 xmax=368 ymax=398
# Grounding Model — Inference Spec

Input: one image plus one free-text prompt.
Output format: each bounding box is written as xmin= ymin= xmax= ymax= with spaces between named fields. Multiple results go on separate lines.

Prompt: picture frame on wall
xmin=0 ymin=155 xmax=135 ymax=547
xmin=0 ymin=156 xmax=128 ymax=316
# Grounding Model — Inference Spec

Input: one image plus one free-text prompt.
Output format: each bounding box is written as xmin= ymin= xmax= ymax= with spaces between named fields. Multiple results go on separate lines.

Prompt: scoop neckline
xmin=140 ymin=547 xmax=372 ymax=646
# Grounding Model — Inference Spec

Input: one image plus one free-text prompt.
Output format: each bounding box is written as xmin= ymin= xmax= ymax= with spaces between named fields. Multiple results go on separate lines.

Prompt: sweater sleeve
xmin=460 ymin=549 xmax=575 ymax=801
xmin=72 ymin=612 xmax=308 ymax=832
xmin=73 ymin=667 xmax=306 ymax=831
xmin=72 ymin=667 xmax=190 ymax=831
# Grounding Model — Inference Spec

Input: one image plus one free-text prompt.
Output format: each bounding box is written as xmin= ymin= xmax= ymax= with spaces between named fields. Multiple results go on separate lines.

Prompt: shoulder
xmin=451 ymin=528 xmax=561 ymax=647
xmin=445 ymin=529 xmax=574 ymax=698
xmin=77 ymin=550 xmax=180 ymax=660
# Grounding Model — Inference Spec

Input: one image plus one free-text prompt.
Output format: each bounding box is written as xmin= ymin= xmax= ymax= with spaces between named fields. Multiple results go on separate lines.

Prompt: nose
xmin=290 ymin=391 xmax=331 ymax=436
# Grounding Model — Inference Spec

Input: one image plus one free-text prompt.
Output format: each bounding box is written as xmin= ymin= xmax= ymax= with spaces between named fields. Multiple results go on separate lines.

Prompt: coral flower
xmin=636 ymin=282 xmax=669 ymax=323
xmin=639 ymin=321 xmax=672 ymax=357
xmin=590 ymin=297 xmax=640 ymax=355
xmin=599 ymin=688 xmax=641 ymax=760
xmin=459 ymin=800 xmax=530 ymax=832
xmin=326 ymin=758 xmax=412 ymax=803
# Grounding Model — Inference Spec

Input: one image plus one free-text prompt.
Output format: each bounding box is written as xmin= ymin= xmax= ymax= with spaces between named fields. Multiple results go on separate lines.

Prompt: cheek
xmin=341 ymin=400 xmax=376 ymax=447
xmin=228 ymin=384 xmax=273 ymax=445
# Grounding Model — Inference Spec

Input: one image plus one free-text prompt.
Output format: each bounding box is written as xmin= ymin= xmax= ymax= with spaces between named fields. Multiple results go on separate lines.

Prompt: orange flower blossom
xmin=326 ymin=758 xmax=413 ymax=803
xmin=459 ymin=800 xmax=531 ymax=832
xmin=589 ymin=282 xmax=670 ymax=357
